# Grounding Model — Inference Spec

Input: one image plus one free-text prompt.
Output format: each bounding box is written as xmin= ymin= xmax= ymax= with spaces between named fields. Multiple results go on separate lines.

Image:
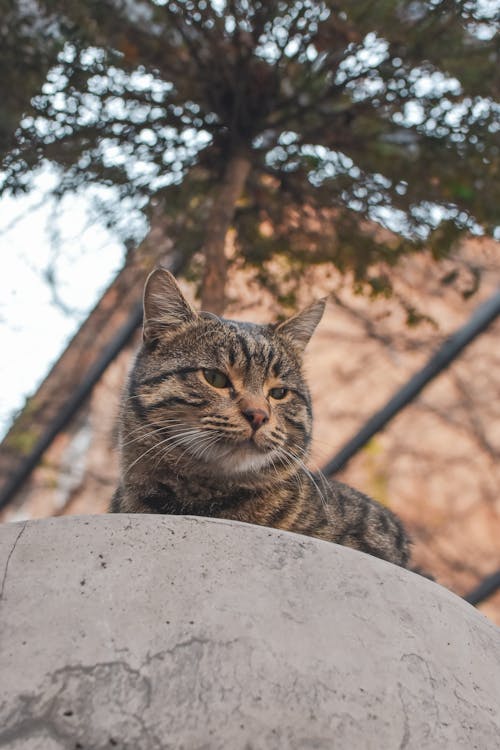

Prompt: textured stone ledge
xmin=0 ymin=514 xmax=499 ymax=749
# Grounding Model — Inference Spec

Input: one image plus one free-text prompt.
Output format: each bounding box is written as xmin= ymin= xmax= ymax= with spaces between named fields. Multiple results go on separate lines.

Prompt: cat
xmin=110 ymin=267 xmax=410 ymax=568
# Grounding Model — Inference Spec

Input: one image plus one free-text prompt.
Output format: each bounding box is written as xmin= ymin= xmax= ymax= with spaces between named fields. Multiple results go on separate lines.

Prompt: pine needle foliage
xmin=1 ymin=1 xmax=498 ymax=308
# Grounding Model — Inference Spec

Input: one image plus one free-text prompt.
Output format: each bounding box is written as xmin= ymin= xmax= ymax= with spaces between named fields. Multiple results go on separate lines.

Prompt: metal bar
xmin=464 ymin=570 xmax=500 ymax=606
xmin=0 ymin=255 xmax=185 ymax=512
xmin=321 ymin=289 xmax=500 ymax=477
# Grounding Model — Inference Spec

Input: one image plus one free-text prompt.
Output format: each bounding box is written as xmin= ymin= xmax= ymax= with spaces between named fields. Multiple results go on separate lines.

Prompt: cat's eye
xmin=203 ymin=369 xmax=230 ymax=388
xmin=269 ymin=387 xmax=288 ymax=400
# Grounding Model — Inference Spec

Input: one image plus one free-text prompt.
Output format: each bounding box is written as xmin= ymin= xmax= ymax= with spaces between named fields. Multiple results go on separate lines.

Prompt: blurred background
xmin=0 ymin=1 xmax=499 ymax=622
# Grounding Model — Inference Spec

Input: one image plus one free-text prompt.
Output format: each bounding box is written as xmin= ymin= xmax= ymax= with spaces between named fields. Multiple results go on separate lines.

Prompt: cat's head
xmin=124 ymin=267 xmax=325 ymax=477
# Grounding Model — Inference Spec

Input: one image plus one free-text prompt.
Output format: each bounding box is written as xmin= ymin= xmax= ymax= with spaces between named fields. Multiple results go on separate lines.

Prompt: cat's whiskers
xmin=121 ymin=418 xmax=186 ymax=444
xmin=124 ymin=434 xmax=183 ymax=476
xmin=170 ymin=431 xmax=223 ymax=467
xmin=193 ymin=432 xmax=225 ymax=462
xmin=278 ymin=448 xmax=306 ymax=498
xmin=314 ymin=466 xmax=333 ymax=498
xmin=274 ymin=448 xmax=301 ymax=490
xmin=120 ymin=427 xmax=191 ymax=453
xmin=153 ymin=436 xmax=209 ymax=473
xmin=267 ymin=451 xmax=286 ymax=489
xmin=278 ymin=446 xmax=328 ymax=508
xmin=126 ymin=427 xmax=209 ymax=475
xmin=154 ymin=427 xmax=224 ymax=468
xmin=121 ymin=424 xmax=179 ymax=449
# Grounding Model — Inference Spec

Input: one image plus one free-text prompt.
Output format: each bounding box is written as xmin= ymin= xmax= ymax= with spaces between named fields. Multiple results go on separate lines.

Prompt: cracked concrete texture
xmin=0 ymin=515 xmax=499 ymax=749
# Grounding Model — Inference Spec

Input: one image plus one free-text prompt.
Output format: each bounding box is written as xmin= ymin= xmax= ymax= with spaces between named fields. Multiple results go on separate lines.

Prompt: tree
xmin=1 ymin=0 xmax=499 ymax=313
xmin=0 ymin=1 xmax=65 ymax=154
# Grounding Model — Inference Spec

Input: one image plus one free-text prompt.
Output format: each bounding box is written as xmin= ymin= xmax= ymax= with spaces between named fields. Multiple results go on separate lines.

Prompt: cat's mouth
xmin=238 ymin=433 xmax=277 ymax=453
xmin=242 ymin=434 xmax=265 ymax=447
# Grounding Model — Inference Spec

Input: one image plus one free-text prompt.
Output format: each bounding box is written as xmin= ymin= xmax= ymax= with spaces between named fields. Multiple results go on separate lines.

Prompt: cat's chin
xmin=226 ymin=448 xmax=275 ymax=475
xmin=195 ymin=439 xmax=276 ymax=475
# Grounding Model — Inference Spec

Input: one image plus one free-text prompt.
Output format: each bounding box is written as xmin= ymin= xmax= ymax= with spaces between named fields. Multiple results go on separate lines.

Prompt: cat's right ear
xmin=274 ymin=298 xmax=326 ymax=353
xmin=143 ymin=267 xmax=197 ymax=343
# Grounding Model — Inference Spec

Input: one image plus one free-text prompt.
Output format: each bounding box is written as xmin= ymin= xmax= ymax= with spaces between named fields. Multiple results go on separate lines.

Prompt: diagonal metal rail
xmin=464 ymin=571 xmax=500 ymax=606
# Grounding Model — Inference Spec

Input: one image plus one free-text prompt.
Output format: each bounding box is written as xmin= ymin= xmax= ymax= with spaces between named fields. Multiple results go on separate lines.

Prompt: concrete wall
xmin=1 ymin=514 xmax=499 ymax=749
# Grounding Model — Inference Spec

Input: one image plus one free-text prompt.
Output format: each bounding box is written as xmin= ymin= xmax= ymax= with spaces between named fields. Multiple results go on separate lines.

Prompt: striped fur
xmin=111 ymin=268 xmax=410 ymax=568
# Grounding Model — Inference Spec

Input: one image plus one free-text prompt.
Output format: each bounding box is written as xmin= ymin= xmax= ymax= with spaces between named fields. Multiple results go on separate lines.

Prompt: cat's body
xmin=111 ymin=268 xmax=410 ymax=568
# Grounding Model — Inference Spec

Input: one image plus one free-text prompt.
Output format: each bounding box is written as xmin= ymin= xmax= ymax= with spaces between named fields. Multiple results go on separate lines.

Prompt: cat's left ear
xmin=274 ymin=299 xmax=327 ymax=353
xmin=143 ymin=267 xmax=197 ymax=343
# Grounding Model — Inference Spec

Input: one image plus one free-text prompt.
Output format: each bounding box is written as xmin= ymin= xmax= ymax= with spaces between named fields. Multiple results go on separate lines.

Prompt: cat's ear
xmin=143 ymin=267 xmax=197 ymax=343
xmin=274 ymin=299 xmax=326 ymax=353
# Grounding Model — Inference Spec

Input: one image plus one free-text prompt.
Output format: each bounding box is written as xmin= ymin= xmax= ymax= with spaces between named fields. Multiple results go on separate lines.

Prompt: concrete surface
xmin=0 ymin=514 xmax=499 ymax=750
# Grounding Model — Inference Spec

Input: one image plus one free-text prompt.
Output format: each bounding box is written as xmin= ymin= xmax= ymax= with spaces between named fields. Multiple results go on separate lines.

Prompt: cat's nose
xmin=242 ymin=408 xmax=269 ymax=431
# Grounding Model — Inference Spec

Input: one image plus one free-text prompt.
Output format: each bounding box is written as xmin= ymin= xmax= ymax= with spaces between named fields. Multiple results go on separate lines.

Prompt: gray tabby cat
xmin=111 ymin=267 xmax=410 ymax=568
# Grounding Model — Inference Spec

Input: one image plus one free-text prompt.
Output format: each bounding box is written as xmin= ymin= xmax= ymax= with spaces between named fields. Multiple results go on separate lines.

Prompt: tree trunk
xmin=200 ymin=153 xmax=251 ymax=314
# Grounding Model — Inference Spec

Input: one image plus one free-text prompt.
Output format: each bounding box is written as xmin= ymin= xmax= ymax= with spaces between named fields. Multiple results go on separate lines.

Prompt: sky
xmin=0 ymin=170 xmax=132 ymax=439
